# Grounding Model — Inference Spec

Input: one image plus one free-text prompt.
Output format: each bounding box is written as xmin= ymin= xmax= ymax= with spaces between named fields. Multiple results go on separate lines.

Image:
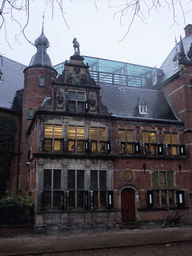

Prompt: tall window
xmin=151 ymin=171 xmax=175 ymax=207
xmin=68 ymin=91 xmax=85 ymax=113
xmin=118 ymin=129 xmax=134 ymax=154
xmin=142 ymin=131 xmax=157 ymax=155
xmin=44 ymin=124 xmax=62 ymax=151
xmin=164 ymin=132 xmax=178 ymax=155
xmin=67 ymin=170 xmax=85 ymax=208
xmin=43 ymin=169 xmax=61 ymax=208
xmin=68 ymin=126 xmax=85 ymax=153
xmin=91 ymin=170 xmax=107 ymax=208
xmin=90 ymin=127 xmax=106 ymax=153
xmin=39 ymin=76 xmax=45 ymax=87
xmin=28 ymin=108 xmax=34 ymax=119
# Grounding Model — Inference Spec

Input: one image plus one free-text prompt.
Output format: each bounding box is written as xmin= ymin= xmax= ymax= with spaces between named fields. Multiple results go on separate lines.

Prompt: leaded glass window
xmin=44 ymin=124 xmax=62 ymax=151
xmin=43 ymin=169 xmax=61 ymax=209
xmin=91 ymin=170 xmax=107 ymax=208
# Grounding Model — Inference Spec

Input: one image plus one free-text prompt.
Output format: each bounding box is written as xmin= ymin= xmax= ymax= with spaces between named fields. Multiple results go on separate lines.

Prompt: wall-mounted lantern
xmin=143 ymin=163 xmax=146 ymax=174
xmin=179 ymin=164 xmax=182 ymax=175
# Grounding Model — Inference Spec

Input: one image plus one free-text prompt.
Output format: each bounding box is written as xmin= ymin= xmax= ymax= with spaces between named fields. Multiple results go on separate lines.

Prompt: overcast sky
xmin=0 ymin=0 xmax=191 ymax=68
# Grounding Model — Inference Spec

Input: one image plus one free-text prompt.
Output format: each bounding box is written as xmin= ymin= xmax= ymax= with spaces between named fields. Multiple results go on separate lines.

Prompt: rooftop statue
xmin=73 ymin=38 xmax=80 ymax=55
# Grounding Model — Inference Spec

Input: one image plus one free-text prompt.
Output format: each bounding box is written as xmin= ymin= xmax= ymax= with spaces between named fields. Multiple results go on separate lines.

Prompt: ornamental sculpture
xmin=72 ymin=38 xmax=80 ymax=55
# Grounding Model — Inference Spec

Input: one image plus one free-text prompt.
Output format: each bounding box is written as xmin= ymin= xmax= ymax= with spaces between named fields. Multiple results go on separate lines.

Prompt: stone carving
xmin=88 ymin=92 xmax=97 ymax=112
xmin=56 ymin=91 xmax=65 ymax=109
xmin=122 ymin=170 xmax=134 ymax=182
xmin=66 ymin=73 xmax=73 ymax=83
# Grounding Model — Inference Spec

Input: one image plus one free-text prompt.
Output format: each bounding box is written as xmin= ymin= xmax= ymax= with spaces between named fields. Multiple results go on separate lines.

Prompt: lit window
xmin=44 ymin=124 xmax=62 ymax=151
xmin=164 ymin=132 xmax=178 ymax=155
xmin=151 ymin=171 xmax=175 ymax=207
xmin=118 ymin=129 xmax=134 ymax=155
xmin=68 ymin=126 xmax=85 ymax=153
xmin=142 ymin=131 xmax=157 ymax=155
xmin=90 ymin=127 xmax=106 ymax=154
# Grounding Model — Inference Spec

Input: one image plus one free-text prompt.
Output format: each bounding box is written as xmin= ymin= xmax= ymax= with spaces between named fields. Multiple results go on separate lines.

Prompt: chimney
xmin=184 ymin=24 xmax=192 ymax=37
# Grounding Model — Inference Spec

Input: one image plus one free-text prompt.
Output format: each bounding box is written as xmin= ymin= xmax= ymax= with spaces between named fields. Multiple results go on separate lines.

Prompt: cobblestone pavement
xmin=37 ymin=241 xmax=192 ymax=256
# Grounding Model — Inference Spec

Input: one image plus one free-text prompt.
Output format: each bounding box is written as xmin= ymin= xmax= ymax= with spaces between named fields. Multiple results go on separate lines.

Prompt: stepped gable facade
xmin=1 ymin=25 xmax=192 ymax=233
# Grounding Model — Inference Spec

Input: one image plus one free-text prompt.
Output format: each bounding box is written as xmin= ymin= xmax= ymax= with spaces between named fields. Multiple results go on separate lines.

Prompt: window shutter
xmin=179 ymin=145 xmax=185 ymax=156
xmin=108 ymin=191 xmax=113 ymax=209
xmin=60 ymin=191 xmax=65 ymax=210
xmin=135 ymin=142 xmax=140 ymax=154
xmin=66 ymin=191 xmax=69 ymax=210
xmin=142 ymin=143 xmax=146 ymax=154
xmin=158 ymin=144 xmax=164 ymax=155
xmin=85 ymin=101 xmax=89 ymax=112
xmin=85 ymin=191 xmax=89 ymax=209
xmin=107 ymin=141 xmax=111 ymax=153
xmin=85 ymin=139 xmax=91 ymax=153
xmin=147 ymin=191 xmax=153 ymax=209
xmin=90 ymin=191 xmax=94 ymax=210
xmin=176 ymin=190 xmax=185 ymax=209
xmin=165 ymin=144 xmax=169 ymax=155
xmin=118 ymin=141 xmax=122 ymax=154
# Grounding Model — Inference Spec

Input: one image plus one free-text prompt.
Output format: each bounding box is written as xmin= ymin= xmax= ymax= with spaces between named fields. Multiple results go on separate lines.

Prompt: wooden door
xmin=121 ymin=188 xmax=135 ymax=222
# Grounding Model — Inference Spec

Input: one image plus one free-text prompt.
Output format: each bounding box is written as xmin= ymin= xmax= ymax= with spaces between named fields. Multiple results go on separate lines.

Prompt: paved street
xmin=1 ymin=226 xmax=192 ymax=255
xmin=39 ymin=241 xmax=192 ymax=256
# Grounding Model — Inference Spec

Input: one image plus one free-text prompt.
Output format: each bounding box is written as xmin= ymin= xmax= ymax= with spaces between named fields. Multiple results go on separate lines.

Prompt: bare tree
xmin=0 ymin=0 xmax=69 ymax=46
xmin=107 ymin=0 xmax=190 ymax=41
xmin=0 ymin=0 xmax=191 ymax=45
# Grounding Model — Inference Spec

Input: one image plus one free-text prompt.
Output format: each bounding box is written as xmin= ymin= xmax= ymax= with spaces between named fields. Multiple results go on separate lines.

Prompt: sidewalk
xmin=1 ymin=225 xmax=192 ymax=255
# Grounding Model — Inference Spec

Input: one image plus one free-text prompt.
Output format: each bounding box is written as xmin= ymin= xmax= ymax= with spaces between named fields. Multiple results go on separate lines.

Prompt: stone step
xmin=120 ymin=222 xmax=141 ymax=230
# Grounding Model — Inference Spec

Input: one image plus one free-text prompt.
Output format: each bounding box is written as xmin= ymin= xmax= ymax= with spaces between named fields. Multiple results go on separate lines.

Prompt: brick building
xmin=1 ymin=25 xmax=192 ymax=234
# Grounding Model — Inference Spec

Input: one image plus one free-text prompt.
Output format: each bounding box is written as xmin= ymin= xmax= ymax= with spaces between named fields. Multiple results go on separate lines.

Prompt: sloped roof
xmin=0 ymin=56 xmax=25 ymax=112
xmin=159 ymin=33 xmax=192 ymax=85
xmin=29 ymin=30 xmax=52 ymax=68
xmin=100 ymin=85 xmax=181 ymax=123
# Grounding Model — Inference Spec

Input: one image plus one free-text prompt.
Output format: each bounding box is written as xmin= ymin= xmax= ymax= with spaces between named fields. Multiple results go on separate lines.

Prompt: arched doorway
xmin=121 ymin=188 xmax=136 ymax=222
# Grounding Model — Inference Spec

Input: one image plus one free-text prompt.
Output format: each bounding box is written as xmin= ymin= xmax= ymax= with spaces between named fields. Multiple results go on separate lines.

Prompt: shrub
xmin=0 ymin=114 xmax=17 ymax=196
xmin=0 ymin=191 xmax=34 ymax=225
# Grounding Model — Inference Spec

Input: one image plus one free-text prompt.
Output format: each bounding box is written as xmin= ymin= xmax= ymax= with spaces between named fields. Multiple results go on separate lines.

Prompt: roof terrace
xmin=54 ymin=56 xmax=156 ymax=88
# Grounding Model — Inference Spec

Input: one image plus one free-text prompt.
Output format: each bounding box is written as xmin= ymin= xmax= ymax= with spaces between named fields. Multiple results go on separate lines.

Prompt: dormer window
xmin=138 ymin=95 xmax=147 ymax=115
xmin=173 ymin=59 xmax=179 ymax=70
xmin=139 ymin=105 xmax=147 ymax=115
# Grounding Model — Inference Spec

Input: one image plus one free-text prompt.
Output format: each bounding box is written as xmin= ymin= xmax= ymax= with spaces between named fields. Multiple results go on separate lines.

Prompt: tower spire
xmin=42 ymin=13 xmax=45 ymax=34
